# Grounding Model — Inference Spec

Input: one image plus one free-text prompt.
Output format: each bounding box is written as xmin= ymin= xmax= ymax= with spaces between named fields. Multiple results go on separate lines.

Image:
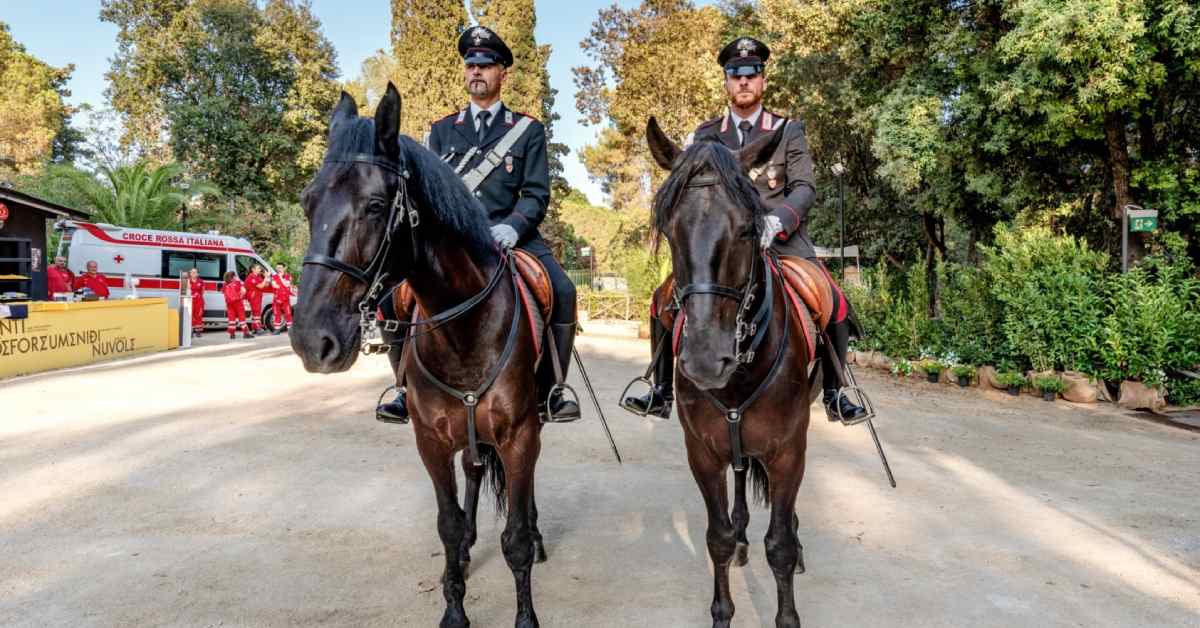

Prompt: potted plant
xmin=996 ymin=371 xmax=1026 ymax=396
xmin=951 ymin=364 xmax=975 ymax=387
xmin=891 ymin=358 xmax=914 ymax=379
xmin=1033 ymin=374 xmax=1066 ymax=402
xmin=919 ymin=359 xmax=944 ymax=383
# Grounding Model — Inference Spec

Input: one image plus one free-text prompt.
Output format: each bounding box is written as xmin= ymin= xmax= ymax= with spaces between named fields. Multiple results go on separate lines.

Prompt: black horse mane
xmin=651 ymin=139 xmax=767 ymax=248
xmin=319 ymin=115 xmax=496 ymax=263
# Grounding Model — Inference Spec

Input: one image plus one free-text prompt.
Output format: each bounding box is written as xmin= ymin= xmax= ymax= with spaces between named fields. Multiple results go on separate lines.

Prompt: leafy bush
xmin=891 ymin=358 xmax=914 ymax=377
xmin=846 ymin=262 xmax=927 ymax=358
xmin=1033 ymin=374 xmax=1066 ymax=394
xmin=950 ymin=364 xmax=976 ymax=379
xmin=938 ymin=261 xmax=1009 ymax=366
xmin=996 ymin=371 xmax=1027 ymax=388
xmin=983 ymin=225 xmax=1107 ymax=373
xmin=1096 ymin=251 xmax=1200 ymax=386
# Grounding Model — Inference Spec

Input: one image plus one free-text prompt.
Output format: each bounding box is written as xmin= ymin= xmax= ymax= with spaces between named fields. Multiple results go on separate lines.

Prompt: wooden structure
xmin=0 ymin=186 xmax=90 ymax=301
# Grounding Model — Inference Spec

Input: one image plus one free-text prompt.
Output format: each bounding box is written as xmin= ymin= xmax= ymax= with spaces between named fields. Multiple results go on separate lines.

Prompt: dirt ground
xmin=2 ymin=328 xmax=1198 ymax=627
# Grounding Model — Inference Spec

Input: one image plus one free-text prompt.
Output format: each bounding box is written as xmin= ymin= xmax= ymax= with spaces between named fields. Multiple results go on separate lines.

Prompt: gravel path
xmin=2 ymin=330 xmax=1197 ymax=627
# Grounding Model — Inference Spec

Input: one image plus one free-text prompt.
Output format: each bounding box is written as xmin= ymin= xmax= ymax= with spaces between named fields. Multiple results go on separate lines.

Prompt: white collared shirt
xmin=469 ymin=100 xmax=504 ymax=133
xmin=729 ymin=106 xmax=763 ymax=144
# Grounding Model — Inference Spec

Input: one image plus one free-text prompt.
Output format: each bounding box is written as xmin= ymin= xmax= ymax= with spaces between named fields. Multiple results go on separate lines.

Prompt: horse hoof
xmin=733 ymin=542 xmax=749 ymax=567
xmin=439 ymin=610 xmax=469 ymax=628
xmin=532 ymin=538 xmax=548 ymax=564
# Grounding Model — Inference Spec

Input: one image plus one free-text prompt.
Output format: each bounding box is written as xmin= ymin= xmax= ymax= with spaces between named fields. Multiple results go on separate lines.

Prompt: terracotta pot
xmin=978 ymin=366 xmax=1002 ymax=390
xmin=1117 ymin=380 xmax=1167 ymax=413
xmin=1060 ymin=371 xmax=1099 ymax=404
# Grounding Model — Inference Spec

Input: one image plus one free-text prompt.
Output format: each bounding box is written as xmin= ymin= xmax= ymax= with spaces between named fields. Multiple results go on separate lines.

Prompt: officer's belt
xmin=458 ymin=116 xmax=535 ymax=192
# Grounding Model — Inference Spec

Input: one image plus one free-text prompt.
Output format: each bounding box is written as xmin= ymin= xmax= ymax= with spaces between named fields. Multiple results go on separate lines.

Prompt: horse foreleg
xmin=415 ymin=433 xmax=470 ymax=628
xmin=500 ymin=432 xmax=541 ymax=628
xmin=686 ymin=439 xmax=737 ymax=628
xmin=732 ymin=467 xmax=751 ymax=567
xmin=529 ymin=480 xmax=547 ymax=564
xmin=764 ymin=454 xmax=806 ymax=628
xmin=460 ymin=453 xmax=485 ymax=577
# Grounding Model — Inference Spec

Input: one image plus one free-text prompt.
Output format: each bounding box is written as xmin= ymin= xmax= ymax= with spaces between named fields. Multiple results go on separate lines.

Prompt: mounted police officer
xmin=624 ymin=36 xmax=868 ymax=423
xmin=377 ymin=25 xmax=581 ymax=423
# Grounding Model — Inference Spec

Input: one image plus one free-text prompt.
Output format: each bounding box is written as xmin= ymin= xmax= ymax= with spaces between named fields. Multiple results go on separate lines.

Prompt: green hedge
xmin=849 ymin=225 xmax=1200 ymax=405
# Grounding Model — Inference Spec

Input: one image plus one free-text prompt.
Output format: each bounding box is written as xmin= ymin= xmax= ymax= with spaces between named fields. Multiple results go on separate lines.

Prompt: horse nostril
xmin=318 ymin=335 xmax=339 ymax=363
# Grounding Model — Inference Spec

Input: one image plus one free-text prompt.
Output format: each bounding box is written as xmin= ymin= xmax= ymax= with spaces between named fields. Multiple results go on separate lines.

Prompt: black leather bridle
xmin=303 ymin=151 xmax=420 ymax=336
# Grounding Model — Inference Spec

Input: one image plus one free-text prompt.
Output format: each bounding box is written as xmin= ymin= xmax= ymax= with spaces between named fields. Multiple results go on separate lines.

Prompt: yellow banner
xmin=0 ymin=299 xmax=171 ymax=379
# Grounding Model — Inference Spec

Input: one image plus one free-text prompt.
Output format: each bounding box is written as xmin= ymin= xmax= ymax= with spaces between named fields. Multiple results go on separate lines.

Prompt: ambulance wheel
xmin=261 ymin=306 xmax=279 ymax=333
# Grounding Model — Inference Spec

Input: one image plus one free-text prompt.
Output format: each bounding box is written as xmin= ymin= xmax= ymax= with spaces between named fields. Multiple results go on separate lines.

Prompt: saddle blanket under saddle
xmin=389 ymin=249 xmax=554 ymax=359
xmin=650 ymin=256 xmax=843 ymax=363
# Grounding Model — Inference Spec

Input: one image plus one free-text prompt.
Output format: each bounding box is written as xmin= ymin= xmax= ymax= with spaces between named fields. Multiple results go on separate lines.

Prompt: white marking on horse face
xmin=322 ymin=223 xmax=328 ymax=232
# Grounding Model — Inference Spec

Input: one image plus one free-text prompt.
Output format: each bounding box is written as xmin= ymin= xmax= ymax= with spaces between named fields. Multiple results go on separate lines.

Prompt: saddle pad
xmin=777 ymin=257 xmax=834 ymax=330
xmin=512 ymin=250 xmax=554 ymax=321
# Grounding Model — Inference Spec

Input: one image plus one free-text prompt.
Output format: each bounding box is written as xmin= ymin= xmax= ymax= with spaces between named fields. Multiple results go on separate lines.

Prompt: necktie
xmin=738 ymin=120 xmax=753 ymax=147
xmin=477 ymin=111 xmax=492 ymax=143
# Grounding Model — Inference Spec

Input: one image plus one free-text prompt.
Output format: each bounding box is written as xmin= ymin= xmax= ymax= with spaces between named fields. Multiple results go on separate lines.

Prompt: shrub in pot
xmin=951 ymin=364 xmax=976 ymax=387
xmin=996 ymin=371 xmax=1026 ymax=396
xmin=919 ymin=359 xmax=945 ymax=383
xmin=1033 ymin=374 xmax=1066 ymax=402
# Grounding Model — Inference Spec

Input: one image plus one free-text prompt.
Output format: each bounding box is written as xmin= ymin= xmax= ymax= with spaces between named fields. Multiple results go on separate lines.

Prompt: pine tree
xmin=389 ymin=0 xmax=468 ymax=138
xmin=0 ymin=22 xmax=74 ymax=175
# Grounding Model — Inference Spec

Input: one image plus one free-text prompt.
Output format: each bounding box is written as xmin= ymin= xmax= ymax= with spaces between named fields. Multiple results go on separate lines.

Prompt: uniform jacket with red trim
xmin=426 ymin=104 xmax=552 ymax=257
xmin=691 ymin=110 xmax=818 ymax=259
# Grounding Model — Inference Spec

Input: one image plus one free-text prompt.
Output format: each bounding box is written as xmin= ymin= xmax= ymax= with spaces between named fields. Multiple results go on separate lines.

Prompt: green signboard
xmin=1130 ymin=216 xmax=1158 ymax=232
xmin=1128 ymin=208 xmax=1159 ymax=233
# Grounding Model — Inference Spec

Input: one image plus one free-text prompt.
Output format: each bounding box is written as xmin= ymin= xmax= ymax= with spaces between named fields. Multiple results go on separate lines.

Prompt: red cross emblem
xmin=114 ymin=254 xmax=125 ymax=264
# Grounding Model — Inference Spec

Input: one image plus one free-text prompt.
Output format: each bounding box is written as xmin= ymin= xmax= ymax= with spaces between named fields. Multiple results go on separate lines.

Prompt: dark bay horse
xmin=645 ymin=117 xmax=820 ymax=628
xmin=291 ymin=84 xmax=545 ymax=628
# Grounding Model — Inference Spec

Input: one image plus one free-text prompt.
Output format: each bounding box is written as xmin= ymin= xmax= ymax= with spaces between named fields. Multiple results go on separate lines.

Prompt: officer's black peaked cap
xmin=458 ymin=25 xmax=514 ymax=68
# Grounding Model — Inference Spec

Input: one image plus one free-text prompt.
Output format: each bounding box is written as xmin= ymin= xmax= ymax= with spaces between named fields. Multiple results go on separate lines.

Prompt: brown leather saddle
xmin=391 ymin=249 xmax=554 ymax=357
xmin=651 ymin=256 xmax=837 ymax=362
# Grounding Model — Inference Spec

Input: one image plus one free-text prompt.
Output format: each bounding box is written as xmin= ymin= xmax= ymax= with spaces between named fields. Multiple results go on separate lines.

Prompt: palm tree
xmin=78 ymin=162 xmax=218 ymax=229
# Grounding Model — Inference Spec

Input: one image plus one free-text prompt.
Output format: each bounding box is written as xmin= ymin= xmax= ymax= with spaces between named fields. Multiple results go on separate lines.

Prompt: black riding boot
xmin=542 ymin=322 xmax=581 ymax=422
xmin=823 ymin=318 xmax=866 ymax=422
xmin=375 ymin=324 xmax=409 ymax=425
xmin=622 ymin=318 xmax=674 ymax=419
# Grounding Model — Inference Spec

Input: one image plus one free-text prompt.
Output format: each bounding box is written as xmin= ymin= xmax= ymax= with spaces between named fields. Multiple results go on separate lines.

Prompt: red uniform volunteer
xmin=222 ymin=272 xmax=250 ymax=339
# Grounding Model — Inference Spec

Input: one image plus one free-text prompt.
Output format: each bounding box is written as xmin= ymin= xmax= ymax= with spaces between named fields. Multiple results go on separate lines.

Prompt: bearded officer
xmin=376 ymin=25 xmax=580 ymax=424
xmin=624 ymin=36 xmax=868 ymax=423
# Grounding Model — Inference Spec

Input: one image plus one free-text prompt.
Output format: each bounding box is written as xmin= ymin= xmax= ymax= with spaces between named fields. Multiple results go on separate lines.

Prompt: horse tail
xmin=748 ymin=457 xmax=770 ymax=508
xmin=477 ymin=444 xmax=508 ymax=515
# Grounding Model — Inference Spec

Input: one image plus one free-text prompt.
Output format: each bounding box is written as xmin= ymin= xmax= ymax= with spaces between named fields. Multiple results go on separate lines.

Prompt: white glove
xmin=491 ymin=224 xmax=519 ymax=250
xmin=760 ymin=215 xmax=784 ymax=249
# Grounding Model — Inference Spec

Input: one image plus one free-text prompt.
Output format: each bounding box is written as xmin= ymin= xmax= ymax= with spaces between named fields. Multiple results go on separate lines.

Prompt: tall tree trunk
xmin=1105 ymin=110 xmax=1144 ymax=261
xmin=922 ymin=212 xmax=945 ymax=319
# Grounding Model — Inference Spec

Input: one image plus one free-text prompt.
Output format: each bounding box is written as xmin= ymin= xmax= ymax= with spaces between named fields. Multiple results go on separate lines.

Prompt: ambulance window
xmin=161 ymin=251 xmax=226 ymax=280
xmin=235 ymin=255 xmax=257 ymax=277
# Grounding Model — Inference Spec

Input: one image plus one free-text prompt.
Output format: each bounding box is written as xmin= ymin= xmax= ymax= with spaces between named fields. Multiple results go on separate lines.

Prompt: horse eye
xmin=366 ymin=199 xmax=388 ymax=214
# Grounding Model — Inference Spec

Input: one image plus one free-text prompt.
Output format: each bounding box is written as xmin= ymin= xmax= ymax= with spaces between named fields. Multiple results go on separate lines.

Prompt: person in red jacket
xmin=270 ymin=263 xmax=294 ymax=334
xmin=47 ymin=256 xmax=75 ymax=296
xmin=222 ymin=270 xmax=251 ymax=340
xmin=188 ymin=268 xmax=205 ymax=337
xmin=73 ymin=261 xmax=110 ymax=299
xmin=244 ymin=264 xmax=268 ymax=335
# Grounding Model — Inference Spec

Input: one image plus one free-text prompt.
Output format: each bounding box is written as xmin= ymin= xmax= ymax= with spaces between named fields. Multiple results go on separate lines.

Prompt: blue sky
xmin=2 ymin=0 xmax=670 ymax=206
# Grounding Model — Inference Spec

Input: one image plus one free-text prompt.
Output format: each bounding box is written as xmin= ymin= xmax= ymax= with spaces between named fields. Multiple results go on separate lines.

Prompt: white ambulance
xmin=55 ymin=221 xmax=294 ymax=330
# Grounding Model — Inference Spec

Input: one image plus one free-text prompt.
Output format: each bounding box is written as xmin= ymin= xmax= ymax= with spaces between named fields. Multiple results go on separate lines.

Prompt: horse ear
xmin=645 ymin=117 xmax=680 ymax=171
xmin=329 ymin=91 xmax=358 ymax=138
xmin=738 ymin=121 xmax=786 ymax=171
xmin=374 ymin=82 xmax=402 ymax=159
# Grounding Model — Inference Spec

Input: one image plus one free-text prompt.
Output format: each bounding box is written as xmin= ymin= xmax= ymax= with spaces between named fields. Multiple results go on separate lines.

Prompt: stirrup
xmin=374 ymin=385 xmax=410 ymax=425
xmin=541 ymin=382 xmax=582 ymax=424
xmin=832 ymin=366 xmax=876 ymax=426
xmin=619 ymin=376 xmax=655 ymax=417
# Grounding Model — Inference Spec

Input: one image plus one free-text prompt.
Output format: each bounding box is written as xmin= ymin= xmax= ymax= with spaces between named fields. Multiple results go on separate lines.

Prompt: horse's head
xmin=645 ymin=116 xmax=785 ymax=390
xmin=291 ymin=84 xmax=410 ymax=373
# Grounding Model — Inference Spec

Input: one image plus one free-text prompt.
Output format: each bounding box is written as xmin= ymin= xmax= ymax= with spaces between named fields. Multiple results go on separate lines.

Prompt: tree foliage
xmin=80 ymin=162 xmax=219 ymax=230
xmin=0 ymin=22 xmax=74 ymax=176
xmin=101 ymin=0 xmax=339 ymax=205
